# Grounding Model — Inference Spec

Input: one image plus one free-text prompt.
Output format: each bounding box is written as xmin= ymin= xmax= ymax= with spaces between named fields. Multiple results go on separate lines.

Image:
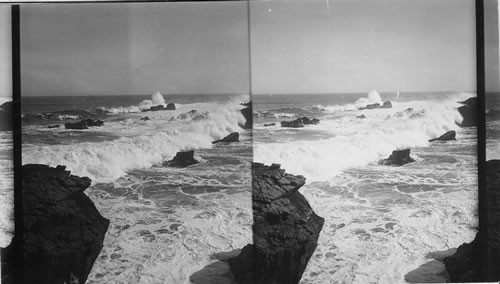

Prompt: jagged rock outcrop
xmin=212 ymin=132 xmax=239 ymax=144
xmin=445 ymin=160 xmax=500 ymax=282
xmin=281 ymin=117 xmax=320 ymax=128
xmin=229 ymin=163 xmax=324 ymax=284
xmin=240 ymin=102 xmax=252 ymax=129
xmin=0 ymin=101 xmax=12 ymax=131
xmin=2 ymin=164 xmax=109 ymax=284
xmin=379 ymin=149 xmax=415 ymax=166
xmin=64 ymin=119 xmax=104 ymax=130
xmin=144 ymin=103 xmax=176 ymax=112
xmin=429 ymin=130 xmax=456 ymax=142
xmin=162 ymin=150 xmax=199 ymax=168
xmin=360 ymin=101 xmax=392 ymax=110
xmin=458 ymin=97 xmax=476 ymax=127
xmin=166 ymin=103 xmax=176 ymax=110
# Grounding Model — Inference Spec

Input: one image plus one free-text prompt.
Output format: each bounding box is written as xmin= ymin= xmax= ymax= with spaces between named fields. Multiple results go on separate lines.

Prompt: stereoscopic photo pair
xmin=0 ymin=1 xmax=499 ymax=283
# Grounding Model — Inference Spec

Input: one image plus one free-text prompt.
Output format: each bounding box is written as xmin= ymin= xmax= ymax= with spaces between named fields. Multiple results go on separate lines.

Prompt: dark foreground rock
xmin=212 ymin=132 xmax=239 ymax=144
xmin=229 ymin=163 xmax=324 ymax=284
xmin=445 ymin=160 xmax=500 ymax=282
xmin=1 ymin=164 xmax=109 ymax=284
xmin=379 ymin=149 xmax=415 ymax=166
xmin=281 ymin=117 xmax=320 ymax=128
xmin=458 ymin=97 xmax=476 ymax=127
xmin=360 ymin=101 xmax=392 ymax=110
xmin=163 ymin=150 xmax=199 ymax=167
xmin=429 ymin=130 xmax=456 ymax=142
xmin=65 ymin=119 xmax=104 ymax=130
xmin=0 ymin=101 xmax=12 ymax=131
xmin=240 ymin=102 xmax=252 ymax=129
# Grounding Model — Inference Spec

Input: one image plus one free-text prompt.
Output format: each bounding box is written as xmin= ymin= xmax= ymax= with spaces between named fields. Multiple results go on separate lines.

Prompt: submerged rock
xmin=229 ymin=163 xmax=324 ymax=284
xmin=263 ymin=123 xmax=276 ymax=127
xmin=1 ymin=164 xmax=109 ymax=284
xmin=47 ymin=124 xmax=60 ymax=129
xmin=429 ymin=130 xmax=456 ymax=142
xmin=163 ymin=150 xmax=199 ymax=168
xmin=140 ymin=116 xmax=150 ymax=121
xmin=445 ymin=159 xmax=500 ymax=282
xmin=281 ymin=117 xmax=320 ymax=128
xmin=240 ymin=102 xmax=252 ymax=129
xmin=379 ymin=149 xmax=415 ymax=166
xmin=356 ymin=114 xmax=366 ymax=119
xmin=458 ymin=97 xmax=476 ymax=127
xmin=212 ymin=132 xmax=239 ymax=144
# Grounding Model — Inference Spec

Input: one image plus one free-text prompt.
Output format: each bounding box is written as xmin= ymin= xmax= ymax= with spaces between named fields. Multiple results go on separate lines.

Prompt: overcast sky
xmin=0 ymin=5 xmax=11 ymax=100
xmin=16 ymin=1 xmax=497 ymax=96
xmin=485 ymin=0 xmax=500 ymax=93
xmin=251 ymin=0 xmax=476 ymax=94
xmin=21 ymin=3 xmax=249 ymax=96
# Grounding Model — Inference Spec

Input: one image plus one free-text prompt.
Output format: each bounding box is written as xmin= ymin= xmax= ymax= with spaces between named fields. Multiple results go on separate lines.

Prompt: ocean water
xmin=486 ymin=92 xmax=500 ymax=160
xmin=22 ymin=93 xmax=252 ymax=283
xmin=0 ymin=130 xmax=13 ymax=249
xmin=254 ymin=91 xmax=478 ymax=283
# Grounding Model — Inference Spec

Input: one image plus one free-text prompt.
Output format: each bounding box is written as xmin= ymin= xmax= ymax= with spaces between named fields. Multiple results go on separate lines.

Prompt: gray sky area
xmin=0 ymin=5 xmax=11 ymax=100
xmin=16 ymin=1 xmax=497 ymax=96
xmin=251 ymin=0 xmax=476 ymax=94
xmin=21 ymin=3 xmax=249 ymax=96
xmin=485 ymin=0 xmax=500 ymax=93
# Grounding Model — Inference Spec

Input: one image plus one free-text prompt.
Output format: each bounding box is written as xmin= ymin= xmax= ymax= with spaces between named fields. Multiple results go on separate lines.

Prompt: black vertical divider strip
xmin=11 ymin=4 xmax=22 ymax=283
xmin=476 ymin=0 xmax=487 ymax=280
xmin=246 ymin=0 xmax=255 ymax=270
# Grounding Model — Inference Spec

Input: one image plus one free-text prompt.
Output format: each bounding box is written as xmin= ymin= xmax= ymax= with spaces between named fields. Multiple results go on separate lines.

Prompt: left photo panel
xmin=9 ymin=3 xmax=253 ymax=283
xmin=0 ymin=3 xmax=13 ymax=268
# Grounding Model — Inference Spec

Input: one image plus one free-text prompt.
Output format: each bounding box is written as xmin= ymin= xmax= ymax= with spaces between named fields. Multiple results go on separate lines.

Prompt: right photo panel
xmin=249 ymin=0 xmax=478 ymax=283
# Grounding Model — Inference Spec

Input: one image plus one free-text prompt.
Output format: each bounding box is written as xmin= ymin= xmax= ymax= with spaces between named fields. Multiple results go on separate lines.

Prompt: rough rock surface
xmin=379 ymin=149 xmax=415 ymax=166
xmin=429 ymin=130 xmax=456 ymax=142
xmin=360 ymin=101 xmax=392 ymax=110
xmin=382 ymin=101 xmax=392 ymax=108
xmin=0 ymin=101 xmax=12 ymax=131
xmin=65 ymin=119 xmax=104 ymax=130
xmin=166 ymin=103 xmax=176 ymax=110
xmin=229 ymin=163 xmax=325 ymax=284
xmin=458 ymin=97 xmax=476 ymax=127
xmin=2 ymin=164 xmax=109 ymax=284
xmin=240 ymin=102 xmax=252 ymax=129
xmin=445 ymin=160 xmax=500 ymax=282
xmin=281 ymin=117 xmax=320 ymax=128
xmin=212 ymin=132 xmax=239 ymax=144
xmin=163 ymin=150 xmax=199 ymax=167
